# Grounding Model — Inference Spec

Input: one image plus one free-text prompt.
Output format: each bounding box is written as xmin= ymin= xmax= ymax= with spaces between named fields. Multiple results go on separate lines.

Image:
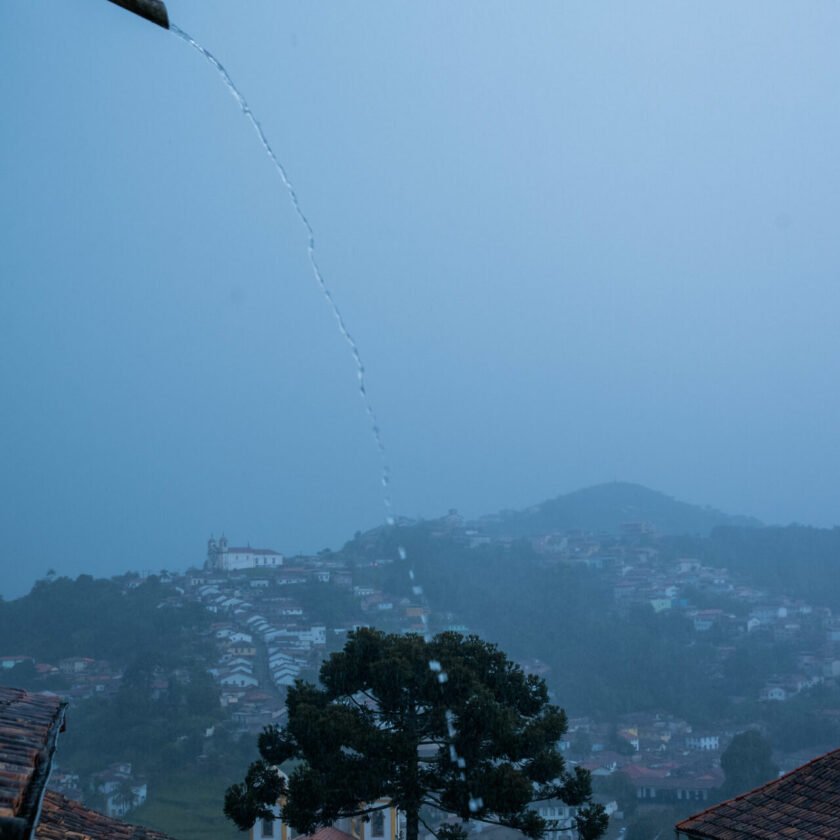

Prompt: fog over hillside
xmin=0 ymin=481 xmax=761 ymax=599
xmin=4 ymin=2 xmax=840 ymax=604
xmin=478 ymin=482 xmax=763 ymax=538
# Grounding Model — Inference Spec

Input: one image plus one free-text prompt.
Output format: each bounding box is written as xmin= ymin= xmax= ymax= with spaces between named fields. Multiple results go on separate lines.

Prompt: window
xmin=261 ymin=818 xmax=274 ymax=838
xmin=370 ymin=811 xmax=385 ymax=838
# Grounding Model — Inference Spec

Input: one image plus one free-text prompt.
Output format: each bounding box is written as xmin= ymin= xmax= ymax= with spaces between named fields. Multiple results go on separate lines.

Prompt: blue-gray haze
xmin=2 ymin=1 xmax=839 ymax=598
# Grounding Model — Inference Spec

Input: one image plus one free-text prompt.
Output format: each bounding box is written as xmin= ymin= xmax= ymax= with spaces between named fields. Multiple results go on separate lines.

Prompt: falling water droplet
xmin=169 ymin=24 xmax=488 ymax=822
xmin=170 ymin=23 xmax=393 ymax=523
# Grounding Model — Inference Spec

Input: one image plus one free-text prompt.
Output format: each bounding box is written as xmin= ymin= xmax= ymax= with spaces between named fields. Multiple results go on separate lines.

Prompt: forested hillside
xmin=478 ymin=482 xmax=762 ymax=538
xmin=5 ymin=486 xmax=840 ymax=840
xmin=707 ymin=525 xmax=840 ymax=609
xmin=0 ymin=574 xmax=211 ymax=663
xmin=352 ymin=519 xmax=840 ymax=755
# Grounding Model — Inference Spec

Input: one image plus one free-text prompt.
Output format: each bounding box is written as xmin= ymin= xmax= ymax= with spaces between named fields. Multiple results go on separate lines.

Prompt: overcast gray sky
xmin=2 ymin=1 xmax=840 ymax=597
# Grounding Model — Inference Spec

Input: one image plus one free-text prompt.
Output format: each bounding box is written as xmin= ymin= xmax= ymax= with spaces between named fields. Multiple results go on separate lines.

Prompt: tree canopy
xmin=225 ymin=628 xmax=607 ymax=840
xmin=720 ymin=730 xmax=778 ymax=797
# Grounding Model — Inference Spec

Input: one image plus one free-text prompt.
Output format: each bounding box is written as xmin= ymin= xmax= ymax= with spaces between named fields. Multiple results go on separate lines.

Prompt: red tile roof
xmin=39 ymin=790 xmax=175 ymax=839
xmin=0 ymin=686 xmax=66 ymax=837
xmin=227 ymin=547 xmax=282 ymax=555
xmin=676 ymin=746 xmax=840 ymax=839
xmin=301 ymin=826 xmax=357 ymax=840
xmin=0 ymin=687 xmax=177 ymax=839
xmin=622 ymin=763 xmax=723 ymax=792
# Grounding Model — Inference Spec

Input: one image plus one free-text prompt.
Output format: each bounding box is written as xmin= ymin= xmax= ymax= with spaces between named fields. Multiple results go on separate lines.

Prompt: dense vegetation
xmin=708 ymin=525 xmax=840 ymax=610
xmin=351 ymin=522 xmax=840 ymax=755
xmin=5 ymin=487 xmax=840 ymax=839
xmin=0 ymin=574 xmax=211 ymax=663
xmin=0 ymin=574 xmax=251 ymax=839
xmin=58 ymin=659 xmax=226 ymax=778
xmin=478 ymin=482 xmax=761 ymax=538
xmin=370 ymin=528 xmax=711 ymax=718
xmin=226 ymin=628 xmax=607 ymax=840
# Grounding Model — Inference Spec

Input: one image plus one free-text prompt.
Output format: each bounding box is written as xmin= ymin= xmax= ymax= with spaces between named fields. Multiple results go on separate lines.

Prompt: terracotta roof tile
xmin=301 ymin=826 xmax=358 ymax=840
xmin=0 ymin=687 xmax=177 ymax=839
xmin=0 ymin=686 xmax=66 ymax=837
xmin=677 ymin=746 xmax=840 ymax=839
xmin=38 ymin=790 xmax=176 ymax=839
xmin=227 ymin=547 xmax=281 ymax=556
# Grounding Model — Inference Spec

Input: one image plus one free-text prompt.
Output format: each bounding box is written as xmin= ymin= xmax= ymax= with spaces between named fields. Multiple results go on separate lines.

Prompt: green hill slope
xmin=478 ymin=481 xmax=761 ymax=537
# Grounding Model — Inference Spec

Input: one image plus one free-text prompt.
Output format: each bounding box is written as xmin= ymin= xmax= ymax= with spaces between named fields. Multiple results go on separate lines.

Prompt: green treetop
xmin=225 ymin=628 xmax=607 ymax=840
xmin=720 ymin=730 xmax=778 ymax=797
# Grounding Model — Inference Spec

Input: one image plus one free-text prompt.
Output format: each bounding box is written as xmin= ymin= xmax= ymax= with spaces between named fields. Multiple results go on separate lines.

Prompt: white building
xmin=254 ymin=773 xmax=404 ymax=840
xmin=95 ymin=763 xmax=148 ymax=818
xmin=535 ymin=799 xmax=617 ymax=840
xmin=220 ymin=673 xmax=259 ymax=688
xmin=685 ymin=733 xmax=721 ymax=751
xmin=207 ymin=535 xmax=284 ymax=571
xmin=535 ymin=801 xmax=582 ymax=840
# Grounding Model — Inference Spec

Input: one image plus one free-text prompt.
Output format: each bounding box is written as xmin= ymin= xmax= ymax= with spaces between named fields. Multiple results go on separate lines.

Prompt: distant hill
xmin=476 ymin=482 xmax=762 ymax=537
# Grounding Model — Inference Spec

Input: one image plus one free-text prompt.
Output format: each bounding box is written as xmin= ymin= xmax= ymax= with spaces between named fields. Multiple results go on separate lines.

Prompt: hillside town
xmin=3 ymin=512 xmax=840 ymax=838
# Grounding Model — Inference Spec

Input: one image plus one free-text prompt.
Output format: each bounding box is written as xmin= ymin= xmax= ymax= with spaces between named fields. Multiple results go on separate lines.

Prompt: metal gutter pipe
xmin=106 ymin=0 xmax=170 ymax=29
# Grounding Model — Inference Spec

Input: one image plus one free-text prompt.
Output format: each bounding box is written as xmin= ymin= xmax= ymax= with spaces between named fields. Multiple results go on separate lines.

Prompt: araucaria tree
xmin=224 ymin=629 xmax=607 ymax=840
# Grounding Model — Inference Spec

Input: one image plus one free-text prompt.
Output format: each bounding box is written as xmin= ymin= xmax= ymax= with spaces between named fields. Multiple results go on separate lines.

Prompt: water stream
xmin=171 ymin=23 xmax=477 ymax=810
xmin=171 ymin=24 xmax=394 ymax=525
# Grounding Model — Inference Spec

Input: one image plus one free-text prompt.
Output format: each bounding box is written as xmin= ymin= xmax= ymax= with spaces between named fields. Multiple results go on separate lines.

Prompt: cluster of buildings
xmin=47 ymin=761 xmax=148 ymax=817
xmin=187 ymin=533 xmax=459 ymax=730
xmin=0 ymin=653 xmax=121 ymax=701
xmin=191 ymin=543 xmax=338 ymax=730
xmin=188 ymin=525 xmax=840 ymax=776
xmin=523 ymin=527 xmax=840 ymax=705
xmin=93 ymin=762 xmax=149 ymax=819
xmin=7 ymin=517 xmax=840 ymax=839
xmin=567 ymin=712 xmax=728 ymax=806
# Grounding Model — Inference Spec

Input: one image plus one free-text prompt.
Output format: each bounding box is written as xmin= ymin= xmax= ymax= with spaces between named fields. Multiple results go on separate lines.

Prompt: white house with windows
xmin=94 ymin=763 xmax=148 ymax=818
xmin=207 ymin=535 xmax=284 ymax=571
xmin=685 ymin=733 xmax=721 ymax=751
xmin=535 ymin=798 xmax=617 ymax=840
xmin=535 ymin=801 xmax=580 ymax=840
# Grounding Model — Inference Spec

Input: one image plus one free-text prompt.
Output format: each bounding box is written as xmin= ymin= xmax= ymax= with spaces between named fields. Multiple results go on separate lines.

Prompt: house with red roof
xmin=622 ymin=763 xmax=724 ymax=805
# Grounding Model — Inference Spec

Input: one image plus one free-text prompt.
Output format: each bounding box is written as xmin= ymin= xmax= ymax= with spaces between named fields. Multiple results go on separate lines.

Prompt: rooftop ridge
xmin=0 ymin=687 xmax=67 ymax=840
xmin=677 ymin=744 xmax=840 ymax=839
xmin=38 ymin=790 xmax=176 ymax=839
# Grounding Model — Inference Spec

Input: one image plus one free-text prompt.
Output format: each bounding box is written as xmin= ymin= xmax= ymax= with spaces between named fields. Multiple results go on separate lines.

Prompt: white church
xmin=206 ymin=535 xmax=284 ymax=571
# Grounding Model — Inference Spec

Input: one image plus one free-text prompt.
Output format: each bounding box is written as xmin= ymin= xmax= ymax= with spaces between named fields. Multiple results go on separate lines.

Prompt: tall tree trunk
xmin=406 ymin=807 xmax=419 ymax=840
